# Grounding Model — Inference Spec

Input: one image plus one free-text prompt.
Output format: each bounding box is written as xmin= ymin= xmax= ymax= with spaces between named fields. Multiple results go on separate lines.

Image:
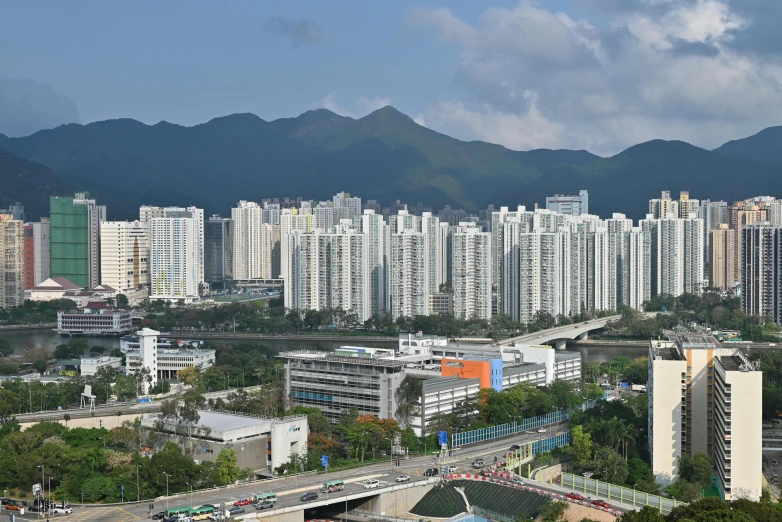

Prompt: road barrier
xmin=451 ymin=401 xmax=597 ymax=447
xmin=560 ymin=473 xmax=683 ymax=514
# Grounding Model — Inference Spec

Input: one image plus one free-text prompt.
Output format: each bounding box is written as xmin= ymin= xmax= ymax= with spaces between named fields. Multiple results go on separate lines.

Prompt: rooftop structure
xmin=56 ymin=303 xmax=132 ymax=336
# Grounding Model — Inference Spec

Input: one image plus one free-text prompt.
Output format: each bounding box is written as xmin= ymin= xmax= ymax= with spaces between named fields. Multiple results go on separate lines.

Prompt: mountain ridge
xmin=0 ymin=106 xmax=780 ymax=221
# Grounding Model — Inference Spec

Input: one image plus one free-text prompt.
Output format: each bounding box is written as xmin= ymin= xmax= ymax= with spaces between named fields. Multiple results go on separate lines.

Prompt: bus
xmin=191 ymin=507 xmax=215 ymax=521
xmin=253 ymin=493 xmax=277 ymax=504
xmin=321 ymin=480 xmax=345 ymax=493
xmin=165 ymin=507 xmax=192 ymax=519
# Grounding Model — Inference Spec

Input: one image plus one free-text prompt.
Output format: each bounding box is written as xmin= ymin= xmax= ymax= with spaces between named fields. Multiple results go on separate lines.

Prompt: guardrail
xmin=452 ymin=401 xmax=597 ymax=447
xmin=561 ymin=473 xmax=682 ymax=514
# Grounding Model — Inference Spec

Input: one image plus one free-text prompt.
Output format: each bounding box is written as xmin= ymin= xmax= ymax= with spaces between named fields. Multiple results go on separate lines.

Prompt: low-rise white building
xmin=141 ymin=410 xmax=307 ymax=474
xmin=57 ymin=302 xmax=132 ymax=335
xmin=80 ymin=355 xmax=123 ymax=377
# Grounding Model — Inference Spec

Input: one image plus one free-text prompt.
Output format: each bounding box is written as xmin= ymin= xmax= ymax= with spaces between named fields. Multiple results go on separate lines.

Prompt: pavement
xmin=6 ymin=423 xmax=637 ymax=522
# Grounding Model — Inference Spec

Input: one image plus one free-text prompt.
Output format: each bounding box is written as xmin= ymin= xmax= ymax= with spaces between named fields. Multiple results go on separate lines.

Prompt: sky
xmin=2 ymin=0 xmax=782 ymax=155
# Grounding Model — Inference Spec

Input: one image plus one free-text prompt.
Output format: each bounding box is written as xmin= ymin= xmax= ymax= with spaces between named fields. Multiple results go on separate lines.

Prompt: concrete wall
xmin=18 ymin=412 xmax=146 ymax=431
xmin=356 ymin=481 xmax=436 ymax=517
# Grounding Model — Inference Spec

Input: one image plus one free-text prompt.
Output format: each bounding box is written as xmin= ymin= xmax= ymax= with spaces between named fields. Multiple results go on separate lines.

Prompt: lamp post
xmin=186 ymin=482 xmax=193 ymax=509
xmin=137 ymin=465 xmax=140 ymax=502
xmin=36 ymin=465 xmax=44 ymax=518
xmin=163 ymin=473 xmax=170 ymax=510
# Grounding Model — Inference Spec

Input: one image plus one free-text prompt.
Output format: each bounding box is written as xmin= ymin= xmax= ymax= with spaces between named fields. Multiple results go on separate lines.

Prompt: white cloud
xmin=318 ymin=93 xmax=392 ymax=118
xmin=410 ymin=0 xmax=782 ymax=154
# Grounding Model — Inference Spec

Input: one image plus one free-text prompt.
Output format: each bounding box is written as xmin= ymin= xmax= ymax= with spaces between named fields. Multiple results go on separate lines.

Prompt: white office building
xmin=389 ymin=230 xmax=429 ymax=318
xmin=545 ymin=190 xmax=588 ymax=216
xmin=452 ymin=223 xmax=491 ymax=320
xmin=148 ymin=209 xmax=202 ymax=303
xmin=99 ymin=220 xmax=149 ymax=293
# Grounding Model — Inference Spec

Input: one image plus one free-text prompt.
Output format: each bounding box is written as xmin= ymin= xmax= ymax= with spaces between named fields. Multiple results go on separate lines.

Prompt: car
xmin=300 ymin=492 xmax=318 ymax=502
xmin=424 ymin=468 xmax=439 ymax=477
xmin=254 ymin=501 xmax=275 ymax=510
xmin=52 ymin=507 xmax=73 ymax=514
xmin=480 ymin=469 xmax=493 ymax=477
xmin=228 ymin=507 xmax=245 ymax=515
xmin=395 ymin=475 xmax=411 ymax=483
xmin=773 ymin=459 xmax=778 ymax=466
xmin=5 ymin=503 xmax=22 ymax=512
xmin=152 ymin=512 xmax=167 ymax=520
xmin=0 ymin=500 xmax=8 ymax=506
xmin=565 ymin=492 xmax=585 ymax=501
xmin=592 ymin=500 xmax=611 ymax=509
xmin=447 ymin=465 xmax=458 ymax=473
xmin=509 ymin=444 xmax=521 ymax=451
xmin=200 ymin=505 xmax=217 ymax=510
xmin=511 ymin=477 xmax=524 ymax=486
xmin=537 ymin=428 xmax=546 ymax=433
xmin=234 ymin=499 xmax=252 ymax=506
xmin=363 ymin=480 xmax=380 ymax=489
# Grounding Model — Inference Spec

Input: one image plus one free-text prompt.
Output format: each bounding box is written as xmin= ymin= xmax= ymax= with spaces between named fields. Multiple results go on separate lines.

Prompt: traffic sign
xmin=321 ymin=455 xmax=329 ymax=468
xmin=438 ymin=431 xmax=448 ymax=445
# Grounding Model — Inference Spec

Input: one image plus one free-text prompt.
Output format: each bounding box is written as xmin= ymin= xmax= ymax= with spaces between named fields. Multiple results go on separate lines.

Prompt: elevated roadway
xmin=497 ymin=315 xmax=621 ymax=349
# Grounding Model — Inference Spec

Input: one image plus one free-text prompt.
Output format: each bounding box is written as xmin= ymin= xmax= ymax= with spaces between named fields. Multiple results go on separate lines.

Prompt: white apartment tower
xmin=99 ymin=220 xmax=150 ymax=292
xmin=149 ymin=210 xmax=201 ymax=303
xmin=643 ymin=214 xmax=705 ymax=297
xmin=333 ymin=191 xmax=362 ymax=222
xmin=389 ymin=230 xmax=429 ymax=318
xmin=361 ymin=210 xmax=388 ymax=317
xmin=545 ymin=190 xmax=588 ymax=216
xmin=452 ymin=223 xmax=491 ymax=320
xmin=141 ymin=206 xmax=204 ymax=287
xmin=280 ymin=209 xmax=312 ymax=281
xmin=232 ymin=201 xmax=275 ymax=280
xmin=0 ymin=214 xmax=24 ymax=308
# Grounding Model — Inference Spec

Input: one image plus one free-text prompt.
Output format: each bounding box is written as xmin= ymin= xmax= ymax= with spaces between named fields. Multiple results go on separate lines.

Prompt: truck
xmin=631 ymin=384 xmax=646 ymax=393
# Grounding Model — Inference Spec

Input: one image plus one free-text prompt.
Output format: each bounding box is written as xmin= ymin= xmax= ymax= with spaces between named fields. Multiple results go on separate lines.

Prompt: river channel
xmin=0 ymin=329 xmax=648 ymax=363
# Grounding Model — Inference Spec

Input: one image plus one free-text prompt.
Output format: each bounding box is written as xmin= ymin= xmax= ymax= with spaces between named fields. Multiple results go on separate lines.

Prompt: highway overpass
xmin=497 ymin=315 xmax=621 ymax=349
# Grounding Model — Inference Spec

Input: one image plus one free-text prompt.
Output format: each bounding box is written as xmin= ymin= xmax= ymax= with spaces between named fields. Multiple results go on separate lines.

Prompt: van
xmin=472 ymin=458 xmax=485 ymax=469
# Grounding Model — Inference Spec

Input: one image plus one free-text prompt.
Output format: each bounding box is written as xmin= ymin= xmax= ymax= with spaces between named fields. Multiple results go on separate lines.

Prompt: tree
xmin=285 ymin=406 xmax=331 ymax=436
xmin=215 ymin=448 xmax=240 ymax=484
xmin=678 ymin=452 xmax=712 ymax=488
xmin=592 ymin=446 xmax=628 ymax=484
xmin=617 ymin=506 xmax=664 ymax=522
xmin=0 ymin=338 xmax=12 ymax=357
xmin=32 ymin=359 xmax=47 ymax=374
xmin=570 ymin=425 xmax=592 ymax=467
xmin=177 ymin=365 xmax=201 ymax=386
xmin=538 ymin=500 xmax=569 ymax=522
xmin=117 ymin=294 xmax=129 ymax=307
xmin=395 ymin=376 xmax=422 ymax=428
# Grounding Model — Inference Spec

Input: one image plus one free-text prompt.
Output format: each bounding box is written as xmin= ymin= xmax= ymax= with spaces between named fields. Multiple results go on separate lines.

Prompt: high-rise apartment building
xmin=23 ymin=220 xmax=50 ymax=289
xmin=280 ymin=209 xmax=312 ymax=281
xmin=232 ymin=201 xmax=276 ymax=280
xmin=642 ymin=215 xmax=705 ymax=297
xmin=389 ymin=230 xmax=429 ymax=318
xmin=283 ymin=229 xmax=368 ymax=321
xmin=205 ymin=215 xmax=232 ymax=288
xmin=710 ymin=225 xmax=738 ymax=291
xmin=333 ymin=191 xmax=362 ymax=222
xmin=148 ymin=209 xmax=202 ymax=303
xmin=50 ymin=192 xmax=106 ymax=288
xmin=545 ymin=190 xmax=588 ymax=216
xmin=141 ymin=205 xmax=204 ymax=286
xmin=741 ymin=222 xmax=781 ymax=322
xmin=648 ymin=335 xmax=762 ymax=501
xmin=99 ymin=220 xmax=149 ymax=293
xmin=361 ymin=210 xmax=388 ymax=317
xmin=699 ymin=200 xmax=728 ymax=263
xmin=492 ymin=206 xmax=530 ymax=314
xmin=712 ymin=354 xmax=762 ymax=501
xmin=452 ymin=223 xmax=491 ymax=320
xmin=0 ymin=214 xmax=24 ymax=308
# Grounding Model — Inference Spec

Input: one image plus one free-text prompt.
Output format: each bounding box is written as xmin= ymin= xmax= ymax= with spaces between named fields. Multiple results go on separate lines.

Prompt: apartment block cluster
xmin=648 ymin=334 xmax=763 ymax=501
xmin=0 ymin=189 xmax=779 ymax=326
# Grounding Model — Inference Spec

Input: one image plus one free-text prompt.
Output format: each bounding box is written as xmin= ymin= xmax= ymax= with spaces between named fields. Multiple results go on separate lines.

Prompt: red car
xmin=234 ymin=499 xmax=252 ymax=506
xmin=565 ymin=493 xmax=584 ymax=501
xmin=592 ymin=500 xmax=611 ymax=509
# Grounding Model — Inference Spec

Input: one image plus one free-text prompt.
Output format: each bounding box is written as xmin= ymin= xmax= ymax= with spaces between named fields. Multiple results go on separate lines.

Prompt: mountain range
xmin=1 ymin=106 xmax=781 ymax=221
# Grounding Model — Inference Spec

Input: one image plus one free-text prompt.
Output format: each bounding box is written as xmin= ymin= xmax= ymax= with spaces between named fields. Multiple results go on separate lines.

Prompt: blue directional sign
xmin=438 ymin=431 xmax=448 ymax=445
xmin=321 ymin=455 xmax=329 ymax=468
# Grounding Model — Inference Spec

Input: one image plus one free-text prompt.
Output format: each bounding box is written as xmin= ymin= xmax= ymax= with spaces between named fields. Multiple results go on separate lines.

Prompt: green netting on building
xmin=50 ymin=196 xmax=90 ymax=287
xmin=410 ymin=481 xmax=550 ymax=520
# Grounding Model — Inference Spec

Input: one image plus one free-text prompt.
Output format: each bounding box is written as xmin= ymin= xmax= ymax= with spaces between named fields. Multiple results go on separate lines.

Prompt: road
xmin=8 ymin=425 xmax=637 ymax=522
xmin=497 ymin=316 xmax=621 ymax=347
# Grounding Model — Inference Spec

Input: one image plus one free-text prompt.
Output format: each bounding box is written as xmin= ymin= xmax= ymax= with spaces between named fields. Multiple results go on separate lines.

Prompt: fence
xmin=560 ymin=473 xmax=683 ymax=514
xmin=472 ymin=505 xmax=515 ymax=522
xmin=451 ymin=400 xmax=597 ymax=447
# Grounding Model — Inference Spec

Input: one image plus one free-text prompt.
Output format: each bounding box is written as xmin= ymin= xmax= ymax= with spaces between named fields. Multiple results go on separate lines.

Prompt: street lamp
xmin=36 ymin=465 xmax=44 ymax=518
xmin=137 ymin=465 xmax=140 ymax=502
xmin=186 ymin=482 xmax=193 ymax=509
xmin=163 ymin=473 xmax=170 ymax=510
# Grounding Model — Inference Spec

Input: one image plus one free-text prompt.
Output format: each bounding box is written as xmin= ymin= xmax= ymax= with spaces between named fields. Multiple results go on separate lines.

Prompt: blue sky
xmin=2 ymin=0 xmax=782 ymax=154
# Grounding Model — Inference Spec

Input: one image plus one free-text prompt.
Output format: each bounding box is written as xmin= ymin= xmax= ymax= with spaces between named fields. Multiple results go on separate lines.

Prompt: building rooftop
xmin=32 ymin=277 xmax=81 ymax=291
xmin=719 ymin=356 xmax=744 ymax=372
xmin=192 ymin=410 xmax=272 ymax=431
xmin=279 ymin=349 xmax=427 ymax=366
xmin=422 ymin=375 xmax=481 ymax=393
xmin=650 ymin=340 xmax=684 ymax=361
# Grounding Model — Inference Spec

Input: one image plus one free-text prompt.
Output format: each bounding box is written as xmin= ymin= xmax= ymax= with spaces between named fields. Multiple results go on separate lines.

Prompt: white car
xmin=448 ymin=465 xmax=458 ymax=473
xmin=52 ymin=507 xmax=73 ymax=514
xmin=537 ymin=428 xmax=546 ymax=433
xmin=363 ymin=479 xmax=380 ymax=489
xmin=396 ymin=475 xmax=411 ymax=482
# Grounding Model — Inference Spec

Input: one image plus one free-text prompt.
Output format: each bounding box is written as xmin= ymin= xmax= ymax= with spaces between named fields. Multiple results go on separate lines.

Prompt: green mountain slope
xmin=713 ymin=126 xmax=782 ymax=166
xmin=0 ymin=107 xmax=780 ymax=220
xmin=0 ymin=146 xmax=73 ymax=219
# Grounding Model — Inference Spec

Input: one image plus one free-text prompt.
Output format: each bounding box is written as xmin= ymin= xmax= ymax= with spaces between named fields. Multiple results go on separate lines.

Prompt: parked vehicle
xmin=592 ymin=500 xmax=611 ymax=509
xmin=396 ymin=475 xmax=411 ymax=482
xmin=300 ymin=492 xmax=318 ymax=502
xmin=363 ymin=480 xmax=380 ymax=489
xmin=631 ymin=384 xmax=647 ymax=392
xmin=424 ymin=468 xmax=439 ymax=476
xmin=254 ymin=502 xmax=275 ymax=510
